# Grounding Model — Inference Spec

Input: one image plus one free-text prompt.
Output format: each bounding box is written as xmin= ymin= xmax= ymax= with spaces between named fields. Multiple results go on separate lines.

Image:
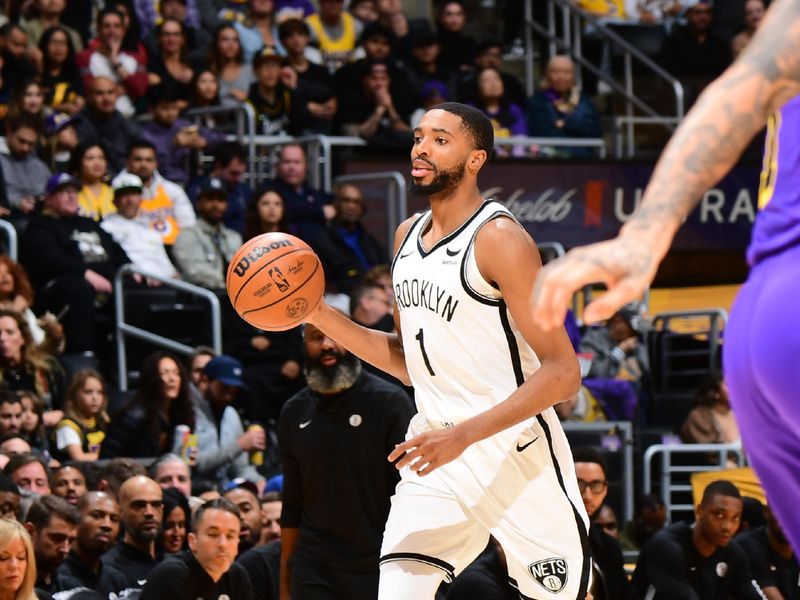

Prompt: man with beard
xmin=633 ymin=480 xmax=764 ymax=599
xmin=300 ymin=103 xmax=587 ymax=599
xmin=572 ymin=447 xmax=636 ymax=600
xmin=223 ymin=480 xmax=263 ymax=553
xmin=24 ymin=495 xmax=80 ymax=592
xmin=735 ymin=504 xmax=800 ymax=600
xmin=173 ymin=184 xmax=242 ymax=291
xmin=140 ymin=498 xmax=251 ymax=599
xmin=277 ymin=321 xmax=414 ymax=599
xmin=192 ymin=355 xmax=265 ymax=487
xmin=99 ymin=475 xmax=164 ymax=596
xmin=50 ymin=465 xmax=88 ymax=506
xmin=53 ymin=491 xmax=128 ymax=593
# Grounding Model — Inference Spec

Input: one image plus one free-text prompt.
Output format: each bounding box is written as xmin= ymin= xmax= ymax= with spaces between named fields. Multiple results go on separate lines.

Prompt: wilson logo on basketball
xmin=528 ymin=557 xmax=568 ymax=593
xmin=285 ymin=298 xmax=308 ymax=318
xmin=233 ymin=239 xmax=294 ymax=277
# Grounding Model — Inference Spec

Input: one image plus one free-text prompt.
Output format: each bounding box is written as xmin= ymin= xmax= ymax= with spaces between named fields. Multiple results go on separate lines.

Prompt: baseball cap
xmin=616 ymin=302 xmax=651 ymax=334
xmin=45 ymin=173 xmax=80 ymax=196
xmin=198 ymin=177 xmax=228 ymax=201
xmin=112 ymin=173 xmax=143 ymax=196
xmin=253 ymin=46 xmax=285 ymax=68
xmin=203 ymin=355 xmax=246 ymax=387
xmin=45 ymin=112 xmax=74 ymax=137
xmin=223 ymin=477 xmax=259 ymax=498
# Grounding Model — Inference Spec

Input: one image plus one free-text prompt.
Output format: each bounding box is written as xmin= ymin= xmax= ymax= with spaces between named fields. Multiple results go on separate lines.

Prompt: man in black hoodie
xmin=21 ymin=173 xmax=129 ymax=354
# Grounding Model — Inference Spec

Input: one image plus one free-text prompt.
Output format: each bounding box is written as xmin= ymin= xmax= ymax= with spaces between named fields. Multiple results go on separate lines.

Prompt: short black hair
xmin=6 ymin=112 xmax=42 ymax=136
xmin=701 ymin=480 xmax=741 ymax=506
xmin=0 ymin=390 xmax=20 ymax=407
xmin=213 ymin=141 xmax=247 ymax=168
xmin=430 ymin=102 xmax=493 ymax=155
xmin=635 ymin=493 xmax=665 ymax=514
xmin=572 ymin=446 xmax=608 ymax=479
xmin=261 ymin=491 xmax=282 ymax=503
xmin=97 ymin=7 xmax=124 ymax=28
xmin=26 ymin=495 xmax=80 ymax=529
xmin=0 ymin=473 xmax=19 ymax=496
xmin=278 ymin=18 xmax=310 ymax=42
xmin=127 ymin=139 xmax=157 ymax=158
xmin=191 ymin=479 xmax=218 ymax=497
xmin=360 ymin=22 xmax=392 ymax=45
xmin=191 ymin=497 xmax=240 ymax=533
xmin=147 ymin=82 xmax=182 ymax=106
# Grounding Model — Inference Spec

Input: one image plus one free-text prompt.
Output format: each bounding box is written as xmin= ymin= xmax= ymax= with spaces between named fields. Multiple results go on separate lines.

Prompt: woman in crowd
xmin=0 ymin=309 xmax=65 ymax=425
xmin=17 ymin=390 xmax=49 ymax=455
xmin=71 ymin=142 xmax=115 ymax=221
xmin=208 ymin=24 xmax=253 ymax=105
xmin=105 ymin=1 xmax=147 ymax=64
xmin=472 ymin=67 xmax=527 ymax=157
xmin=7 ymin=81 xmax=47 ymax=124
xmin=102 ymin=351 xmax=196 ymax=459
xmin=681 ymin=372 xmax=740 ymax=445
xmin=53 ymin=369 xmax=110 ymax=462
xmin=147 ymin=18 xmax=196 ymax=103
xmin=161 ymin=487 xmax=190 ymax=554
xmin=0 ymin=256 xmax=62 ymax=354
xmin=243 ymin=187 xmax=290 ymax=240
xmin=0 ymin=519 xmax=40 ymax=600
xmin=526 ymin=54 xmax=602 ymax=157
xmin=38 ymin=26 xmax=84 ymax=115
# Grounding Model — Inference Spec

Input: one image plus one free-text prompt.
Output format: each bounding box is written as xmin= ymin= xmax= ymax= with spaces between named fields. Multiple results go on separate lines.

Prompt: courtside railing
xmin=0 ymin=219 xmax=17 ymax=261
xmin=114 ymin=265 xmax=222 ymax=391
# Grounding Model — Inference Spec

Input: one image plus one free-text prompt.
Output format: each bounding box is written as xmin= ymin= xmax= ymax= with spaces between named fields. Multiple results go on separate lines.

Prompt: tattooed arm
xmin=532 ymin=0 xmax=800 ymax=330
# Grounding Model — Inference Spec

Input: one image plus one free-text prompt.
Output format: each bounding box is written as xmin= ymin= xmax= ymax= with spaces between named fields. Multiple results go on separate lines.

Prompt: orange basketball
xmin=226 ymin=233 xmax=325 ymax=331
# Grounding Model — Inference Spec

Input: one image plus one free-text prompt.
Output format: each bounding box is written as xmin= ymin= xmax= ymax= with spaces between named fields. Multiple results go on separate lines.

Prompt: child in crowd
xmin=17 ymin=390 xmax=50 ymax=455
xmin=53 ymin=369 xmax=109 ymax=462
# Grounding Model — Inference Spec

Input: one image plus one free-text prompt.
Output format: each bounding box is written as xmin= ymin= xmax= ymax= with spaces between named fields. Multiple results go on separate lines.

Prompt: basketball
xmin=226 ymin=233 xmax=325 ymax=331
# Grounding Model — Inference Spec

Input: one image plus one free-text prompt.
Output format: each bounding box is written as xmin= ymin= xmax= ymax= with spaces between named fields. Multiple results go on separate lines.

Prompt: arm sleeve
xmin=730 ymin=545 xmax=769 ymax=600
xmin=172 ymin=229 xmax=223 ymax=289
xmin=55 ymin=424 xmax=82 ymax=450
xmin=579 ymin=330 xmax=623 ymax=378
xmin=193 ymin=406 xmax=247 ymax=475
xmin=121 ymin=55 xmax=150 ymax=100
xmin=167 ymin=182 xmax=197 ymax=228
xmin=22 ymin=220 xmax=88 ymax=278
xmin=278 ymin=407 xmax=303 ymax=528
xmin=641 ymin=537 xmax=701 ymax=600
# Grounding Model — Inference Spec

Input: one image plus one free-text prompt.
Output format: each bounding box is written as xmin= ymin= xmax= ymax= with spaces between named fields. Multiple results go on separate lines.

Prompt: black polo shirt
xmin=236 ymin=540 xmax=280 ymax=600
xmin=52 ymin=550 xmax=128 ymax=594
xmin=98 ymin=541 xmax=162 ymax=596
xmin=632 ymin=522 xmax=764 ymax=600
xmin=139 ymin=550 xmax=251 ymax=600
xmin=735 ymin=526 xmax=800 ymax=600
xmin=278 ymin=370 xmax=415 ymax=572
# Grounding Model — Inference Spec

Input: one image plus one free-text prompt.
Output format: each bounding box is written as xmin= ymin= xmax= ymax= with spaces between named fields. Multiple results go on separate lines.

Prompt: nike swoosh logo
xmin=516 ymin=436 xmax=539 ymax=452
xmin=137 ymin=579 xmax=147 ymax=585
xmin=299 ymin=420 xmax=311 ymax=429
xmin=445 ymin=248 xmax=461 ymax=257
xmin=399 ymin=251 xmax=414 ymax=259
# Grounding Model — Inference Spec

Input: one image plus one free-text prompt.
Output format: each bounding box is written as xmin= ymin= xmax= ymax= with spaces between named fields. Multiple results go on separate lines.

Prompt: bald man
xmin=72 ymin=75 xmax=142 ymax=174
xmin=98 ymin=476 xmax=164 ymax=596
xmin=54 ymin=491 xmax=127 ymax=593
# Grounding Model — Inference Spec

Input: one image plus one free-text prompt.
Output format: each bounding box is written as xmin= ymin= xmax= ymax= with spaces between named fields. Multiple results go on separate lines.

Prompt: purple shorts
xmin=724 ymin=244 xmax=800 ymax=549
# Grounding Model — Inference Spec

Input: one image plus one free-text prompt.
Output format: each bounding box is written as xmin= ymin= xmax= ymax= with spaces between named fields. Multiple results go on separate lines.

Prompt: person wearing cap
xmin=21 ymin=172 xmax=130 ymax=354
xmin=398 ymin=28 xmax=457 ymax=107
xmin=306 ymin=0 xmax=362 ymax=73
xmin=579 ymin=303 xmax=650 ymax=382
xmin=101 ymin=172 xmax=181 ymax=280
xmin=247 ymin=47 xmax=299 ymax=136
xmin=0 ymin=112 xmax=52 ymax=220
xmin=192 ymin=355 xmax=265 ymax=489
xmin=172 ymin=183 xmax=242 ymax=291
xmin=660 ymin=0 xmax=731 ymax=106
xmin=45 ymin=112 xmax=79 ymax=173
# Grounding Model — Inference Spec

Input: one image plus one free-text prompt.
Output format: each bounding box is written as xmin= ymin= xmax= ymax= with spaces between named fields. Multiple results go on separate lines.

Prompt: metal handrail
xmin=114 ymin=265 xmax=222 ymax=391
xmin=495 ymin=136 xmax=607 ymax=158
xmin=0 ymin=220 xmax=17 ymax=261
xmin=333 ymin=171 xmax=408 ymax=245
xmin=526 ymin=0 xmax=685 ymax=157
xmin=184 ymin=103 xmax=258 ymax=182
xmin=563 ymin=420 xmax=634 ymax=523
xmin=643 ymin=443 xmax=746 ymax=521
xmin=614 ymin=115 xmax=682 ymax=157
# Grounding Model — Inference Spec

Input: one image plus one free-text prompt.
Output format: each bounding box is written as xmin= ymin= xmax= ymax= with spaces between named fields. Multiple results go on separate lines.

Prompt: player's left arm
xmin=389 ymin=218 xmax=581 ymax=475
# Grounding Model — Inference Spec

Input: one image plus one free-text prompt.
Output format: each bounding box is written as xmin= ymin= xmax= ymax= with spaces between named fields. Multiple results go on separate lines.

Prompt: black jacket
xmin=22 ymin=213 xmax=129 ymax=289
xmin=71 ymin=107 xmax=142 ymax=175
xmin=311 ymin=222 xmax=386 ymax=295
xmin=101 ymin=403 xmax=179 ymax=459
xmin=237 ymin=541 xmax=280 ymax=600
xmin=98 ymin=541 xmax=162 ymax=596
xmin=52 ymin=550 xmax=128 ymax=594
xmin=140 ymin=550 xmax=251 ymax=600
xmin=588 ymin=524 xmax=636 ymax=600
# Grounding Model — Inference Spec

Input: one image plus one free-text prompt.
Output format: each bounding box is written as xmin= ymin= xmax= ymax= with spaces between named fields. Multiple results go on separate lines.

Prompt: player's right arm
xmin=306 ymin=217 xmax=414 ymax=385
xmin=532 ymin=0 xmax=800 ymax=330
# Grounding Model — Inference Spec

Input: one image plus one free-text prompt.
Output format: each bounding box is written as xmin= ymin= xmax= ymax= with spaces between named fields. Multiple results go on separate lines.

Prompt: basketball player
xmin=530 ymin=0 xmax=800 ymax=559
xmin=306 ymin=102 xmax=591 ymax=599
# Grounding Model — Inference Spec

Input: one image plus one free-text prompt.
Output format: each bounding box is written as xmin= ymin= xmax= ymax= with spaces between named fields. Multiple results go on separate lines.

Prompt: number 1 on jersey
xmin=415 ymin=328 xmax=436 ymax=376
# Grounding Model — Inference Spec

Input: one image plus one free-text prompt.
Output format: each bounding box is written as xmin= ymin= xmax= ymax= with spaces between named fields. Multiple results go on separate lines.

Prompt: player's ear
xmin=468 ymin=149 xmax=487 ymax=172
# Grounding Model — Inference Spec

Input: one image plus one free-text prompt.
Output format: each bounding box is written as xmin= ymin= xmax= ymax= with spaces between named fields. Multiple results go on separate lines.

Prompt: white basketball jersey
xmin=392 ymin=201 xmax=547 ymax=436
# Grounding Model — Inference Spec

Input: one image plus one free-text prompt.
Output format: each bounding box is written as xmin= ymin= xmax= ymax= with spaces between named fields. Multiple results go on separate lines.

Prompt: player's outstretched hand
xmin=388 ymin=428 xmax=469 ymax=476
xmin=532 ymin=235 xmax=659 ymax=330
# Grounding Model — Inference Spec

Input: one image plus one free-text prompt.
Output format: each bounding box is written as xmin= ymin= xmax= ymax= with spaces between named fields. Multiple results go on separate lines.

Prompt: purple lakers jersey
xmin=748 ymin=94 xmax=800 ymax=266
